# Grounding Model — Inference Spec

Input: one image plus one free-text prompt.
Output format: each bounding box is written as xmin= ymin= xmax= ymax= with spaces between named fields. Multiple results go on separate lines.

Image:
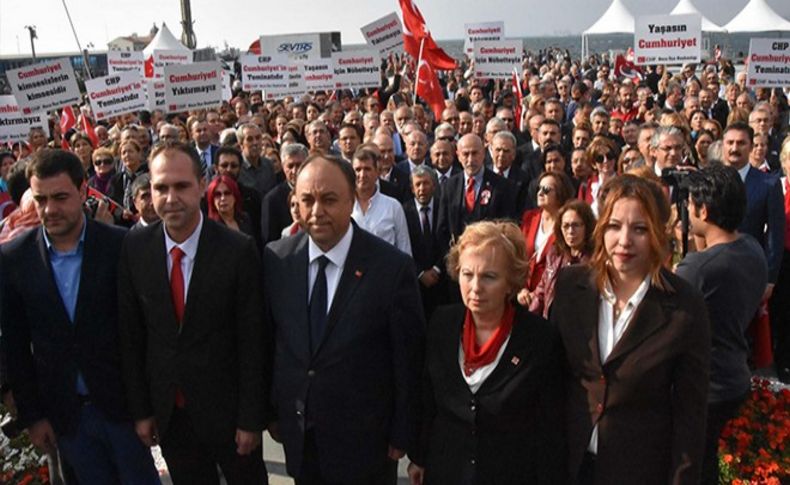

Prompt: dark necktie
xmin=169 ymin=247 xmax=187 ymax=407
xmin=420 ymin=206 xmax=431 ymax=238
xmin=309 ymin=256 xmax=330 ymax=353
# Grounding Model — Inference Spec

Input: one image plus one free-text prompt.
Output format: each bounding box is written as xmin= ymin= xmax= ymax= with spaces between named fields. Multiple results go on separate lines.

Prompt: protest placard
xmin=302 ymin=59 xmax=335 ymax=92
xmin=240 ymin=54 xmax=290 ymax=92
xmin=222 ymin=71 xmax=233 ymax=101
xmin=8 ymin=58 xmax=81 ymax=114
xmin=361 ymin=12 xmax=404 ymax=55
xmin=472 ymin=40 xmax=521 ymax=79
xmin=464 ymin=21 xmax=505 ymax=55
xmin=260 ymin=33 xmax=323 ymax=62
xmin=108 ymin=50 xmax=145 ymax=76
xmin=0 ymin=95 xmax=49 ymax=143
xmin=265 ymin=64 xmax=306 ymax=101
xmin=332 ymin=50 xmax=381 ymax=90
xmin=145 ymin=79 xmax=166 ymax=112
xmin=85 ymin=73 xmax=146 ymax=121
xmin=634 ymin=14 xmax=701 ymax=65
xmin=746 ymin=39 xmax=790 ymax=88
xmin=153 ymin=49 xmax=192 ymax=78
xmin=164 ymin=62 xmax=222 ymax=113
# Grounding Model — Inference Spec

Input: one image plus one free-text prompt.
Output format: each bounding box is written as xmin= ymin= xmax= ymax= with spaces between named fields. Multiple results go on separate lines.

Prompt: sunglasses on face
xmin=538 ymin=185 xmax=554 ymax=195
xmin=593 ymin=152 xmax=616 ymax=163
xmin=94 ymin=158 xmax=114 ymax=166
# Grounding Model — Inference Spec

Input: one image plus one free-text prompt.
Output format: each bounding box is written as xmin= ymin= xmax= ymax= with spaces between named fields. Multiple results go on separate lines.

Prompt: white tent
xmin=670 ymin=0 xmax=726 ymax=32
xmin=142 ymin=23 xmax=190 ymax=58
xmin=582 ymin=0 xmax=636 ymax=59
xmin=723 ymin=0 xmax=790 ymax=32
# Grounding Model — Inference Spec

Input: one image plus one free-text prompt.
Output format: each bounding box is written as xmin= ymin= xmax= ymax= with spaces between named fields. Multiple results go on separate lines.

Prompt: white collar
xmin=164 ymin=212 xmax=203 ymax=261
xmin=737 ymin=163 xmax=750 ymax=182
xmin=308 ymin=223 xmax=354 ymax=269
xmin=415 ymin=198 xmax=434 ymax=212
xmin=602 ymin=274 xmax=651 ymax=308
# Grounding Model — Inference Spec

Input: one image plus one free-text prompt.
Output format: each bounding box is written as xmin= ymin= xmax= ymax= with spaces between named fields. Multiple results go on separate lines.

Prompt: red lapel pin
xmin=354 ymin=270 xmax=363 ymax=278
xmin=510 ymin=356 xmax=520 ymax=366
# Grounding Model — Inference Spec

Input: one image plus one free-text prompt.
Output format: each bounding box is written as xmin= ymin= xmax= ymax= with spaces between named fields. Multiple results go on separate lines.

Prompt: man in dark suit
xmin=721 ymin=123 xmax=785 ymax=300
xmin=260 ymin=143 xmax=308 ymax=244
xmin=403 ymin=165 xmax=445 ymax=318
xmin=118 ymin=142 xmax=268 ymax=484
xmin=490 ymin=131 xmax=530 ymax=214
xmin=131 ymin=173 xmax=160 ymax=230
xmin=430 ymin=139 xmax=462 ymax=190
xmin=373 ymin=133 xmax=410 ymax=201
xmin=191 ymin=119 xmax=219 ymax=181
xmin=0 ymin=149 xmax=159 ymax=483
xmin=396 ymin=130 xmax=431 ymax=177
xmin=437 ymin=134 xmax=517 ymax=257
xmin=263 ymin=154 xmax=425 ymax=484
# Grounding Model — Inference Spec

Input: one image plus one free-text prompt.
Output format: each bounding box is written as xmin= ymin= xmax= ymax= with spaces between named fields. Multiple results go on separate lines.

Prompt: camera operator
xmin=675 ymin=164 xmax=768 ymax=485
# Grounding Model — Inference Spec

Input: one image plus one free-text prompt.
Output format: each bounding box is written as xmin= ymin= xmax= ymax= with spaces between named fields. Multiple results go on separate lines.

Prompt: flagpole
xmin=413 ymin=37 xmax=426 ymax=105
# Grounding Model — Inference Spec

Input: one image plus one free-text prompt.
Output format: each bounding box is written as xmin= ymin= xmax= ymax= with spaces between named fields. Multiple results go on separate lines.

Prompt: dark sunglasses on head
xmin=94 ymin=158 xmax=114 ymax=166
xmin=593 ymin=152 xmax=616 ymax=163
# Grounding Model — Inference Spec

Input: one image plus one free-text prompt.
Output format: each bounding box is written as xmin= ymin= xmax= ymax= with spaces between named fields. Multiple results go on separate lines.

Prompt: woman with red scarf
xmin=408 ymin=221 xmax=565 ymax=485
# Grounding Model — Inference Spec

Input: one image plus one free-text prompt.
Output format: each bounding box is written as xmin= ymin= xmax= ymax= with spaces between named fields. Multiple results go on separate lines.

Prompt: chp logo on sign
xmin=472 ymin=40 xmax=522 ymax=79
xmin=634 ymin=14 xmax=701 ymax=65
xmin=164 ymin=61 xmax=222 ymax=113
xmin=464 ymin=21 xmax=505 ymax=55
xmin=361 ymin=12 xmax=404 ymax=55
xmin=86 ymin=73 xmax=147 ymax=120
xmin=0 ymin=95 xmax=49 ymax=144
xmin=107 ymin=50 xmax=145 ymax=77
xmin=332 ymin=50 xmax=381 ymax=90
xmin=153 ymin=49 xmax=192 ymax=78
xmin=240 ymin=54 xmax=290 ymax=92
xmin=747 ymin=39 xmax=790 ymax=88
xmin=8 ymin=58 xmax=81 ymax=114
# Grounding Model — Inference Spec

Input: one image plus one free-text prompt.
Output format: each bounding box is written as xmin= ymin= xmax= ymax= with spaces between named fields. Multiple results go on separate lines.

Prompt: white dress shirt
xmin=459 ymin=335 xmax=512 ymax=394
xmin=737 ymin=163 xmax=750 ymax=182
xmin=587 ymin=276 xmax=651 ymax=454
xmin=164 ymin=213 xmax=204 ymax=303
xmin=352 ymin=189 xmax=412 ymax=256
xmin=307 ymin=223 xmax=354 ymax=313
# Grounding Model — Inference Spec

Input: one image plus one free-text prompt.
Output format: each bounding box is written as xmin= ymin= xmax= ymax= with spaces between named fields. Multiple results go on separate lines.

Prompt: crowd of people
xmin=0 ymin=48 xmax=788 ymax=485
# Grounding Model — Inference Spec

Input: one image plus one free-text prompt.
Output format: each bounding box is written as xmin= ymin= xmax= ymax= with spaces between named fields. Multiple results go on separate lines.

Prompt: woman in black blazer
xmin=408 ymin=221 xmax=565 ymax=485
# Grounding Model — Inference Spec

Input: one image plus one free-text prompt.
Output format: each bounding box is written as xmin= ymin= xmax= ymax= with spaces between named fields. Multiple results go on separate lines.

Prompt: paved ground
xmin=156 ymin=433 xmax=410 ymax=484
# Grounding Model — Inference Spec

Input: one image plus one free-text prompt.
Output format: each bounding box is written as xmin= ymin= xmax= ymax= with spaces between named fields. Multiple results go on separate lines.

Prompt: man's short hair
xmin=215 ymin=146 xmax=243 ymax=165
xmin=352 ymin=146 xmax=380 ymax=167
xmin=492 ymin=130 xmax=517 ymax=147
xmin=149 ymin=141 xmax=203 ymax=180
xmin=26 ymin=149 xmax=85 ymax=188
xmin=281 ymin=143 xmax=309 ymax=161
xmin=722 ymin=121 xmax=754 ymax=141
xmin=131 ymin=173 xmax=151 ymax=198
xmin=539 ymin=118 xmax=561 ymax=130
xmin=590 ymin=106 xmax=610 ymax=121
xmin=433 ymin=122 xmax=456 ymax=138
xmin=411 ymin=164 xmax=438 ymax=186
xmin=338 ymin=123 xmax=363 ymax=140
xmin=298 ymin=154 xmax=356 ymax=197
xmin=485 ymin=117 xmax=506 ymax=134
xmin=650 ymin=125 xmax=686 ymax=149
xmin=687 ymin=163 xmax=746 ymax=232
xmin=6 ymin=160 xmax=30 ymax=205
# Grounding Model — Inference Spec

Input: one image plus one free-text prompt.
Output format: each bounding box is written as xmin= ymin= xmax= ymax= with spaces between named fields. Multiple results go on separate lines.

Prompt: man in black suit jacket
xmin=191 ymin=119 xmax=219 ymax=181
xmin=263 ymin=154 xmax=425 ymax=484
xmin=260 ymin=143 xmax=308 ymax=244
xmin=373 ymin=133 xmax=410 ymax=201
xmin=437 ymin=134 xmax=517 ymax=257
xmin=490 ymin=131 xmax=531 ymax=214
xmin=403 ymin=165 xmax=445 ymax=318
xmin=118 ymin=142 xmax=268 ymax=484
xmin=0 ymin=150 xmax=158 ymax=483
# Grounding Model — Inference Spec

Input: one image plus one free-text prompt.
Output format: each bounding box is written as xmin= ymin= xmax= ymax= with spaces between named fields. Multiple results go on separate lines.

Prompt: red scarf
xmin=462 ymin=304 xmax=515 ymax=376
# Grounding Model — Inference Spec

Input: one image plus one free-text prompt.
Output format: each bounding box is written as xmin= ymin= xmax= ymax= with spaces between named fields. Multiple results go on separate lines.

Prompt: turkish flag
xmin=60 ymin=106 xmax=77 ymax=134
xmin=416 ymin=60 xmax=446 ymax=122
xmin=144 ymin=55 xmax=154 ymax=78
xmin=614 ymin=55 xmax=643 ymax=81
xmin=81 ymin=114 xmax=100 ymax=148
xmin=511 ymin=70 xmax=523 ymax=131
xmin=399 ymin=0 xmax=456 ymax=71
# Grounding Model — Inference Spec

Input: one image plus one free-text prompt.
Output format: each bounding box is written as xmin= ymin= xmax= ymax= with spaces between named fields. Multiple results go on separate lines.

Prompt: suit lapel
xmin=440 ymin=306 xmax=473 ymax=394
xmin=573 ymin=273 xmax=604 ymax=371
xmin=72 ymin=221 xmax=99 ymax=331
xmin=477 ymin=311 xmax=533 ymax=395
xmin=149 ymin=222 xmax=181 ymax=339
xmin=182 ymin=220 xmax=214 ymax=330
xmin=290 ymin=235 xmax=311 ymax=361
xmin=34 ymin=228 xmax=73 ymax=327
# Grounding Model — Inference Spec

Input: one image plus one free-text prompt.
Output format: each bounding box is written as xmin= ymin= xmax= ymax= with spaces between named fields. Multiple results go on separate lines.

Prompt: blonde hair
xmin=447 ymin=221 xmax=528 ymax=294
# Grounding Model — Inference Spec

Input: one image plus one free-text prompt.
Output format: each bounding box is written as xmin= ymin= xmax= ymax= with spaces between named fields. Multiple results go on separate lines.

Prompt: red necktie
xmin=465 ymin=177 xmax=476 ymax=214
xmin=169 ymin=247 xmax=186 ymax=408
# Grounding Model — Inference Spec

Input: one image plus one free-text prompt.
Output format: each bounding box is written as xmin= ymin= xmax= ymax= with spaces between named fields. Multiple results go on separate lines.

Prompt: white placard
xmin=153 ymin=49 xmax=192 ymax=78
xmin=634 ymin=14 xmax=701 ymax=65
xmin=8 ymin=58 xmax=81 ymax=113
xmin=265 ymin=64 xmax=306 ymax=101
xmin=107 ymin=50 xmax=145 ymax=76
xmin=164 ymin=62 xmax=222 ymax=113
xmin=472 ymin=40 xmax=521 ymax=79
xmin=302 ymin=59 xmax=335 ymax=91
xmin=332 ymin=50 xmax=381 ymax=90
xmin=260 ymin=33 xmax=323 ymax=62
xmin=0 ymin=95 xmax=49 ymax=143
xmin=222 ymin=71 xmax=232 ymax=101
xmin=464 ymin=21 xmax=505 ymax=55
xmin=746 ymin=39 xmax=790 ymax=88
xmin=145 ymin=79 xmax=166 ymax=112
xmin=85 ymin=73 xmax=147 ymax=121
xmin=240 ymin=54 xmax=290 ymax=92
xmin=361 ymin=12 xmax=404 ymax=55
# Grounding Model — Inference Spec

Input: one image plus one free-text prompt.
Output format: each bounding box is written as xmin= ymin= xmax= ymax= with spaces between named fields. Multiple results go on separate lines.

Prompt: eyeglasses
xmin=538 ymin=185 xmax=554 ymax=195
xmin=593 ymin=152 xmax=616 ymax=163
xmin=94 ymin=158 xmax=114 ymax=166
xmin=561 ymin=222 xmax=584 ymax=231
xmin=622 ymin=156 xmax=641 ymax=164
xmin=658 ymin=144 xmax=684 ymax=153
